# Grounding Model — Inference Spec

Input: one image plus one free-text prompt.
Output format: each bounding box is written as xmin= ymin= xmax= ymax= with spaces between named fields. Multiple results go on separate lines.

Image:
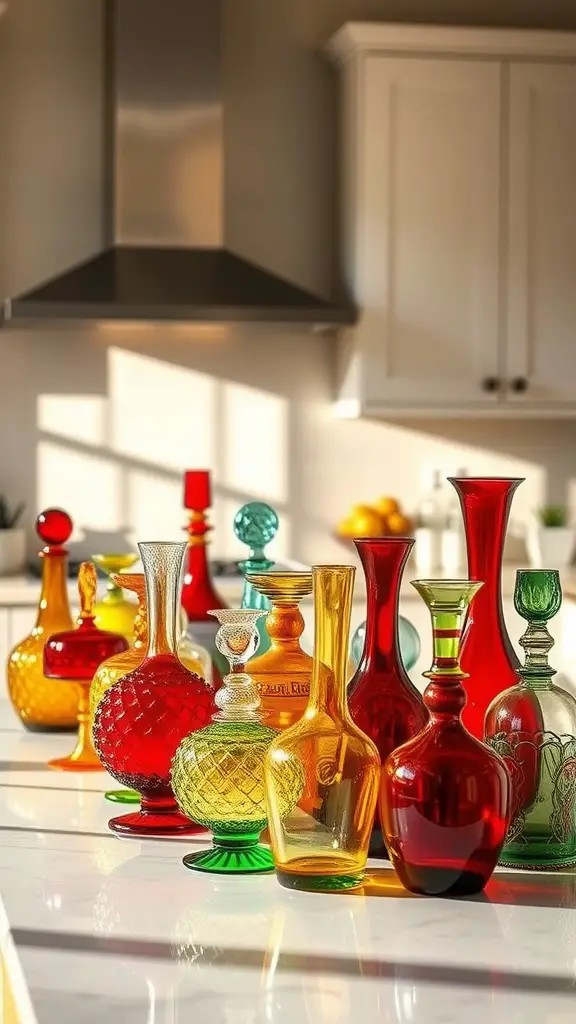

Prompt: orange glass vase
xmin=245 ymin=571 xmax=313 ymax=730
xmin=44 ymin=562 xmax=128 ymax=771
xmin=7 ymin=508 xmax=79 ymax=731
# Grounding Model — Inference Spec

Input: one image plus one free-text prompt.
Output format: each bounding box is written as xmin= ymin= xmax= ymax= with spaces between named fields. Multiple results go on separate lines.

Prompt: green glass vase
xmin=485 ymin=570 xmax=576 ymax=869
xmin=171 ymin=609 xmax=302 ymax=874
xmin=234 ymin=502 xmax=279 ymax=656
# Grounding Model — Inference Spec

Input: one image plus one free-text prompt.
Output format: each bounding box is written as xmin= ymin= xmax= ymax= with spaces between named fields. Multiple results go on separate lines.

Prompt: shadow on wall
xmin=0 ymin=321 xmax=575 ymax=564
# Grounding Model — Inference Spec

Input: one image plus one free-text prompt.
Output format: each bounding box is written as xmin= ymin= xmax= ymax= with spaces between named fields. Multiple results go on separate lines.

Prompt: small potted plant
xmin=0 ymin=496 xmax=26 ymax=576
xmin=528 ymin=505 xmax=574 ymax=571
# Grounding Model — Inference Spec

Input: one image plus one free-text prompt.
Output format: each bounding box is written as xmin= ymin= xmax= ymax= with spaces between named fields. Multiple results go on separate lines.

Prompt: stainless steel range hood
xmin=2 ymin=0 xmax=355 ymax=326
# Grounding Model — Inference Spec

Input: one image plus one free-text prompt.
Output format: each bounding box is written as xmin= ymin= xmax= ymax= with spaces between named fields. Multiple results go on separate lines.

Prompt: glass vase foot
xmin=48 ymin=754 xmax=103 ymax=772
xmin=276 ymin=867 xmax=364 ymax=892
xmin=108 ymin=808 xmax=206 ymax=837
xmin=182 ymin=842 xmax=274 ymax=875
xmin=395 ymin=862 xmax=487 ymax=897
xmin=104 ymin=789 xmax=140 ymax=804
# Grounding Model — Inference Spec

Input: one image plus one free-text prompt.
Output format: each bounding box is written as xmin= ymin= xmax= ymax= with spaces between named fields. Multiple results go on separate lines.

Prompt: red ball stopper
xmin=36 ymin=508 xmax=73 ymax=547
xmin=183 ymin=470 xmax=211 ymax=511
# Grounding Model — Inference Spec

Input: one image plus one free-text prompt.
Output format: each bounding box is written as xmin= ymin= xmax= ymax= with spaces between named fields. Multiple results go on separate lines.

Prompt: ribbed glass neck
xmin=36 ymin=550 xmax=73 ymax=631
xmin=307 ymin=566 xmax=355 ymax=719
xmin=139 ymin=542 xmax=186 ymax=657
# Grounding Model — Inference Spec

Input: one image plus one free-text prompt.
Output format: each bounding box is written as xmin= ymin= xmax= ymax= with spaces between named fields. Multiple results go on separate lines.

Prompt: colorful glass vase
xmin=244 ymin=571 xmax=313 ymax=730
xmin=7 ymin=508 xmax=79 ymax=731
xmin=485 ymin=570 xmax=576 ymax=869
xmin=448 ymin=477 xmax=523 ymax=738
xmin=172 ymin=609 xmax=299 ymax=874
xmin=381 ymin=580 xmax=510 ymax=897
xmin=234 ymin=501 xmax=279 ymax=657
xmin=92 ymin=553 xmax=139 ymax=642
xmin=93 ymin=541 xmax=215 ymax=836
xmin=44 ymin=562 xmax=128 ymax=771
xmin=181 ymin=470 xmax=227 ymax=685
xmin=265 ymin=565 xmax=380 ymax=892
xmin=348 ymin=539 xmax=427 ymax=856
xmin=349 ymin=615 xmax=421 ymax=675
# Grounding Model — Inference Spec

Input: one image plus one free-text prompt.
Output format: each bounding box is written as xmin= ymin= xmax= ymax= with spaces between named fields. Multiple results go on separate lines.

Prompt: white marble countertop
xmin=1 ymin=701 xmax=576 ymax=1024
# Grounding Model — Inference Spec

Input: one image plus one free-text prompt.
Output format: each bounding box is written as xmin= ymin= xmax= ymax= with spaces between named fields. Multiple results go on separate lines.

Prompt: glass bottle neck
xmin=307 ymin=567 xmax=354 ymax=720
xmin=36 ymin=551 xmax=73 ymax=631
xmin=359 ymin=547 xmax=406 ymax=673
xmin=428 ymin=609 xmax=466 ymax=678
xmin=266 ymin=602 xmax=305 ymax=654
xmin=182 ymin=512 xmax=223 ymax=618
xmin=519 ymin=620 xmax=555 ymax=689
xmin=141 ymin=544 xmax=184 ymax=658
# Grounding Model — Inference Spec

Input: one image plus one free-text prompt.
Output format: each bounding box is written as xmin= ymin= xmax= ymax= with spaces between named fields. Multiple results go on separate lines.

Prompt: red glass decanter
xmin=381 ymin=580 xmax=510 ymax=897
xmin=181 ymin=470 xmax=227 ymax=687
xmin=348 ymin=539 xmax=427 ymax=857
xmin=44 ymin=562 xmax=128 ymax=771
xmin=94 ymin=541 xmax=215 ymax=836
xmin=448 ymin=477 xmax=523 ymax=738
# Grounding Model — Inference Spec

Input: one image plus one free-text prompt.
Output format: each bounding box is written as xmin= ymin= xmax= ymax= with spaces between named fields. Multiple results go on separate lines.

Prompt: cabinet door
xmin=359 ymin=57 xmax=502 ymax=410
xmin=507 ymin=63 xmax=576 ymax=407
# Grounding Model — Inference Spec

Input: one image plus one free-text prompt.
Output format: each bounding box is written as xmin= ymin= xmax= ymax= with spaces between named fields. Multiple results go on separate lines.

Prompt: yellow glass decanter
xmin=171 ymin=609 xmax=303 ymax=874
xmin=244 ymin=571 xmax=313 ymax=730
xmin=265 ymin=565 xmax=381 ymax=891
xmin=7 ymin=508 xmax=79 ymax=731
xmin=92 ymin=553 xmax=139 ymax=641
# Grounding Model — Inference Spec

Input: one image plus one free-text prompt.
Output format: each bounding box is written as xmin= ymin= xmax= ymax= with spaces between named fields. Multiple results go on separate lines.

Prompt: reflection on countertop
xmin=1 ymin=700 xmax=576 ymax=1024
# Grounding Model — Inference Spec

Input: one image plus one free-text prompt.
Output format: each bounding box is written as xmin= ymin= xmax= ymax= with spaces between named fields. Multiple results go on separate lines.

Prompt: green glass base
xmin=104 ymin=789 xmax=140 ymax=804
xmin=182 ymin=835 xmax=274 ymax=875
xmin=276 ymin=869 xmax=364 ymax=892
xmin=499 ymin=852 xmax=576 ymax=871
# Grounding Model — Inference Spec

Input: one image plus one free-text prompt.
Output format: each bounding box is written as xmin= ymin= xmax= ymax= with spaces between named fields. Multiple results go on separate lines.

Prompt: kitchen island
xmin=1 ymin=698 xmax=576 ymax=1024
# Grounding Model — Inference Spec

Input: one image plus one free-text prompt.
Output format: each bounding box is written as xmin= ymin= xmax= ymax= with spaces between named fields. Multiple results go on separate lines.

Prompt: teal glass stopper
xmin=234 ymin=502 xmax=279 ymax=655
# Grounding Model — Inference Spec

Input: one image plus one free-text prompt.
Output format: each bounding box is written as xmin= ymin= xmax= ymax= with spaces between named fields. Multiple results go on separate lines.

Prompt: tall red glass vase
xmin=348 ymin=538 xmax=427 ymax=856
xmin=448 ymin=477 xmax=523 ymax=739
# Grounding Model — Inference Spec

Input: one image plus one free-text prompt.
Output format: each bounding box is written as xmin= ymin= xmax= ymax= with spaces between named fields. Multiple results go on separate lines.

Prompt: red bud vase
xmin=94 ymin=541 xmax=215 ymax=836
xmin=348 ymin=538 xmax=427 ymax=857
xmin=448 ymin=477 xmax=523 ymax=738
xmin=381 ymin=580 xmax=510 ymax=896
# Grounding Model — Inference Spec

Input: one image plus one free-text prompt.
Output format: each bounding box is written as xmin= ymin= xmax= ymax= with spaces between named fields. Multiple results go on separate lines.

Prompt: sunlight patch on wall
xmin=126 ymin=469 xmax=182 ymax=547
xmin=37 ymin=441 xmax=123 ymax=536
xmin=37 ymin=395 xmax=107 ymax=447
xmin=221 ymin=382 xmax=288 ymax=503
xmin=108 ymin=347 xmax=218 ymax=470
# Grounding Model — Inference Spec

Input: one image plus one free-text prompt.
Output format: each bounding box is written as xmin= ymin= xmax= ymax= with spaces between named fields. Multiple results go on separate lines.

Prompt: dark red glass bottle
xmin=448 ymin=477 xmax=523 ymax=739
xmin=348 ymin=538 xmax=427 ymax=857
xmin=94 ymin=541 xmax=215 ymax=837
xmin=181 ymin=470 xmax=227 ymax=687
xmin=381 ymin=580 xmax=510 ymax=897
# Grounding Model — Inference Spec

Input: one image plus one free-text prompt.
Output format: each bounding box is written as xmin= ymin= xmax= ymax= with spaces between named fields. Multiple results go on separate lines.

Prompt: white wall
xmin=0 ymin=320 xmax=573 ymax=566
xmin=2 ymin=0 xmax=576 ymax=565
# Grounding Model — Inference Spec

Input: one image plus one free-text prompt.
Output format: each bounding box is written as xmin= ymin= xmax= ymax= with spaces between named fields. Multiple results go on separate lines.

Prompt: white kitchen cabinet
xmin=327 ymin=24 xmax=576 ymax=418
xmin=507 ymin=63 xmax=576 ymax=410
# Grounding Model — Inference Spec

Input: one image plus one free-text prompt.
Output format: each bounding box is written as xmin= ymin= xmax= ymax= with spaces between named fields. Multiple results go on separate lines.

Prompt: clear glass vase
xmin=265 ymin=565 xmax=380 ymax=892
xmin=93 ymin=541 xmax=215 ymax=837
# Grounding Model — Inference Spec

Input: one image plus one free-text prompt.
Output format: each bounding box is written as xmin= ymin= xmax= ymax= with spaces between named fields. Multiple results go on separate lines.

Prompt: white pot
xmin=527 ymin=526 xmax=575 ymax=571
xmin=0 ymin=528 xmax=26 ymax=576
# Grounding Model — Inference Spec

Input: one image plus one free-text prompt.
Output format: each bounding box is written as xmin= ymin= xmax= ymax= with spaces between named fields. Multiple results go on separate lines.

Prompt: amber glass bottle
xmin=7 ymin=509 xmax=78 ymax=731
xmin=245 ymin=571 xmax=313 ymax=730
xmin=265 ymin=566 xmax=380 ymax=891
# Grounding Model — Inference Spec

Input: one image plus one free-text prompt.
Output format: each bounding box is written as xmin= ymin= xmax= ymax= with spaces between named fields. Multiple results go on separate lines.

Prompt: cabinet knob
xmin=482 ymin=377 xmax=501 ymax=393
xmin=510 ymin=377 xmax=528 ymax=393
